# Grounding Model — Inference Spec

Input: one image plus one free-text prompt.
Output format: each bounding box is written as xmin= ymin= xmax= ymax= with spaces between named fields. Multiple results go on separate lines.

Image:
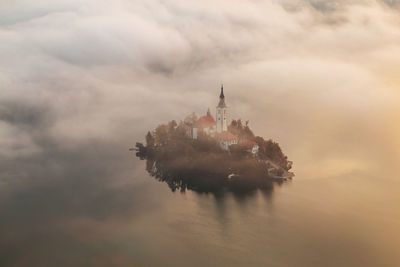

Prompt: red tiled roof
xmin=193 ymin=115 xmax=216 ymax=128
xmin=240 ymin=140 xmax=258 ymax=149
xmin=216 ymin=131 xmax=237 ymax=142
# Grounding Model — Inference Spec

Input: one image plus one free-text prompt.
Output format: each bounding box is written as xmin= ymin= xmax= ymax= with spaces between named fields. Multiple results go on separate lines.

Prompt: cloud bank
xmin=1 ymin=1 xmax=400 ymax=265
xmin=1 ymin=0 xmax=400 ymax=177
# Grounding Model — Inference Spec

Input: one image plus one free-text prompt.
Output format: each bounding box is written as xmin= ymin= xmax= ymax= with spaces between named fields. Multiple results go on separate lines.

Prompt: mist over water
xmin=2 ymin=0 xmax=400 ymax=266
xmin=1 ymin=126 xmax=400 ymax=266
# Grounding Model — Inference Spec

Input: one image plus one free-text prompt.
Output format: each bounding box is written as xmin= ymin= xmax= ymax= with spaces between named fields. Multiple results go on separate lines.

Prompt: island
xmin=135 ymin=85 xmax=294 ymax=193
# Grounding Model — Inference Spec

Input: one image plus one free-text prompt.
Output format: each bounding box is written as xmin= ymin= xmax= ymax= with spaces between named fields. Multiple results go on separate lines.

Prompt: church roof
xmin=216 ymin=131 xmax=237 ymax=142
xmin=220 ymin=85 xmax=225 ymax=99
xmin=217 ymin=98 xmax=227 ymax=108
xmin=193 ymin=115 xmax=216 ymax=129
xmin=217 ymin=85 xmax=227 ymax=108
xmin=240 ymin=139 xmax=258 ymax=149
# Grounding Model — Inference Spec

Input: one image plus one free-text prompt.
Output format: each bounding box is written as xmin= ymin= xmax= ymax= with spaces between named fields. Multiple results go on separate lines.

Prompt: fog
xmin=1 ymin=0 xmax=399 ymax=179
xmin=1 ymin=1 xmax=400 ymax=266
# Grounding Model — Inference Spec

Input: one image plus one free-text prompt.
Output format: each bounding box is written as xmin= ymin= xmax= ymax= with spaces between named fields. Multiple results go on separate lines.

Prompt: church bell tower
xmin=216 ymin=85 xmax=227 ymax=133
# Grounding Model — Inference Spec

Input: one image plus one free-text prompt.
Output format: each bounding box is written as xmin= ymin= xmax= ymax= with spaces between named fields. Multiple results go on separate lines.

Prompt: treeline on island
xmin=135 ymin=114 xmax=292 ymax=193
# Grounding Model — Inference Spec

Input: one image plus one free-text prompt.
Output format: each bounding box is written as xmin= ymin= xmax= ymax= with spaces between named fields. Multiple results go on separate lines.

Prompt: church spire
xmin=217 ymin=85 xmax=227 ymax=108
xmin=216 ymin=84 xmax=227 ymax=133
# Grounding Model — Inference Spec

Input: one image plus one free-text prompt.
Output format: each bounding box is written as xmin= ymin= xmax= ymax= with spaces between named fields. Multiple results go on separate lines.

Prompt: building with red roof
xmin=191 ymin=86 xmax=239 ymax=151
xmin=216 ymin=131 xmax=238 ymax=150
xmin=192 ymin=109 xmax=216 ymax=139
xmin=239 ymin=139 xmax=259 ymax=154
xmin=193 ymin=114 xmax=216 ymax=129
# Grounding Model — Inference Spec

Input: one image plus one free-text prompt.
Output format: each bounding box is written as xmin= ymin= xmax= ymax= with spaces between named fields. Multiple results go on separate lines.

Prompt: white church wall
xmin=193 ymin=128 xmax=198 ymax=139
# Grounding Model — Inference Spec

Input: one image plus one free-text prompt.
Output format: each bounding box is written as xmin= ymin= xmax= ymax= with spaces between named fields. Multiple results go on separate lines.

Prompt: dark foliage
xmin=228 ymin=120 xmax=291 ymax=171
xmin=135 ymin=116 xmax=292 ymax=193
xmin=254 ymin=137 xmax=292 ymax=171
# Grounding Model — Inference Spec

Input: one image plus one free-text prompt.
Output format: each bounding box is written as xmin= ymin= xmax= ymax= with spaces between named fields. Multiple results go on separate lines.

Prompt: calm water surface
xmin=1 ymin=141 xmax=400 ymax=267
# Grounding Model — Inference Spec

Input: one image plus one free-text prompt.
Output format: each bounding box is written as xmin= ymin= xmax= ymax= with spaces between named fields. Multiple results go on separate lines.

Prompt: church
xmin=192 ymin=86 xmax=241 ymax=151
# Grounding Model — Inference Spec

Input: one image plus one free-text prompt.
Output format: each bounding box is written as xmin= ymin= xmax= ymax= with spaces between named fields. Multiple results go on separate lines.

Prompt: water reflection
xmin=1 ymin=139 xmax=399 ymax=267
xmin=140 ymin=155 xmax=286 ymax=199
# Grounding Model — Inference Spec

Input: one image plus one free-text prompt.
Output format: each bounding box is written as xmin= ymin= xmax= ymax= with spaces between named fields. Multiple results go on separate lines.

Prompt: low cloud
xmin=1 ymin=0 xmax=400 ymax=175
xmin=1 ymin=1 xmax=400 ymax=265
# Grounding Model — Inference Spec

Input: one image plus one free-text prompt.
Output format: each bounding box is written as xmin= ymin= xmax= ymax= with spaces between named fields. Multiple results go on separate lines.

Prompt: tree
xmin=228 ymin=119 xmax=244 ymax=136
xmin=168 ymin=120 xmax=177 ymax=132
xmin=175 ymin=121 xmax=189 ymax=138
xmin=243 ymin=125 xmax=255 ymax=139
xmin=229 ymin=144 xmax=248 ymax=158
xmin=146 ymin=131 xmax=154 ymax=147
xmin=228 ymin=119 xmax=255 ymax=140
xmin=254 ymin=136 xmax=290 ymax=170
xmin=184 ymin=112 xmax=197 ymax=125
xmin=237 ymin=119 xmax=243 ymax=130
xmin=154 ymin=124 xmax=169 ymax=145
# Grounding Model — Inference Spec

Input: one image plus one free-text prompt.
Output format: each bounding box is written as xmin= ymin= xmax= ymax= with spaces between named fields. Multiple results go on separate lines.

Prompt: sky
xmin=1 ymin=0 xmax=400 ymax=179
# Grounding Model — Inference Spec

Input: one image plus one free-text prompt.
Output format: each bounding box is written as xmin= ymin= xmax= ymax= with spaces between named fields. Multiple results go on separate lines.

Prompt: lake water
xmin=1 ymin=138 xmax=400 ymax=267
